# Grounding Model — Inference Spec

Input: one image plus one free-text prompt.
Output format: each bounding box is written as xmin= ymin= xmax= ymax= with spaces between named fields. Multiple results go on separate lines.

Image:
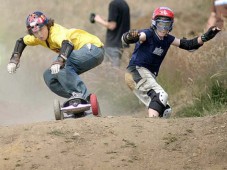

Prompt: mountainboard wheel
xmin=90 ymin=94 xmax=101 ymax=116
xmin=54 ymin=99 xmax=63 ymax=120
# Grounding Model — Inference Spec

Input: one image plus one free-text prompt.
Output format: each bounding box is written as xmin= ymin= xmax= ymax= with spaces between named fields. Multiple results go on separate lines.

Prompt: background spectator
xmin=90 ymin=0 xmax=130 ymax=67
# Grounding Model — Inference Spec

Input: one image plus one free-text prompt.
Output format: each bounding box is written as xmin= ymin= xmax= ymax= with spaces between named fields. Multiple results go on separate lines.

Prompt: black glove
xmin=201 ymin=26 xmax=221 ymax=42
xmin=127 ymin=29 xmax=140 ymax=40
xmin=90 ymin=13 xmax=96 ymax=23
xmin=122 ymin=29 xmax=140 ymax=45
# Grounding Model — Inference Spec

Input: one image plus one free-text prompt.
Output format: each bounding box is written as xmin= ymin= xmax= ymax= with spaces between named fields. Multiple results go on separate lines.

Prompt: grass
xmin=158 ymin=30 xmax=227 ymax=117
xmin=176 ymin=79 xmax=227 ymax=117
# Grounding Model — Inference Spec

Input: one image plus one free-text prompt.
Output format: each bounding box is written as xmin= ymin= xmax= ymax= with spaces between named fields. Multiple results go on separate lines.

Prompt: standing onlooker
xmin=207 ymin=0 xmax=227 ymax=30
xmin=90 ymin=0 xmax=130 ymax=67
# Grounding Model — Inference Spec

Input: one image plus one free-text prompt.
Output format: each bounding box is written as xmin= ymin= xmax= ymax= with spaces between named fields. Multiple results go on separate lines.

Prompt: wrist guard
xmin=201 ymin=26 xmax=220 ymax=42
xmin=122 ymin=31 xmax=140 ymax=45
xmin=52 ymin=57 xmax=65 ymax=68
xmin=179 ymin=37 xmax=203 ymax=50
xmin=10 ymin=38 xmax=26 ymax=64
xmin=58 ymin=40 xmax=74 ymax=61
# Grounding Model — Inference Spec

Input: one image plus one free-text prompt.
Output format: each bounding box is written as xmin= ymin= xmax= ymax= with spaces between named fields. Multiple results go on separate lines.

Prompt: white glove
xmin=7 ymin=63 xmax=18 ymax=74
xmin=50 ymin=64 xmax=61 ymax=74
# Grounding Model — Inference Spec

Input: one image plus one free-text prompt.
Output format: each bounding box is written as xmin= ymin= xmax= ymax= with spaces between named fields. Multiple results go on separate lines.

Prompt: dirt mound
xmin=0 ymin=113 xmax=226 ymax=170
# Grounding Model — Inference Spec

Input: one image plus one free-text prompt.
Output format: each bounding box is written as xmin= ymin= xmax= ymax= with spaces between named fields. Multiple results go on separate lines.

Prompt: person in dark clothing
xmin=122 ymin=7 xmax=220 ymax=118
xmin=90 ymin=0 xmax=130 ymax=67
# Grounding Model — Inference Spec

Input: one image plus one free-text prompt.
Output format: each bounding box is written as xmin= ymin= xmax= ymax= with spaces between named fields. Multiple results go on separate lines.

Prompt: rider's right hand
xmin=7 ymin=63 xmax=18 ymax=74
xmin=128 ymin=29 xmax=140 ymax=39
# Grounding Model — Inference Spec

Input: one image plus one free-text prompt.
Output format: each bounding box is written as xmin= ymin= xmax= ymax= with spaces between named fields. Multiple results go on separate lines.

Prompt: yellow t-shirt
xmin=23 ymin=23 xmax=103 ymax=53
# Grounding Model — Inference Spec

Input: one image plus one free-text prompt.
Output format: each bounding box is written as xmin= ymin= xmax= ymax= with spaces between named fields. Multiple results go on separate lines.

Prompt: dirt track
xmin=0 ymin=113 xmax=226 ymax=170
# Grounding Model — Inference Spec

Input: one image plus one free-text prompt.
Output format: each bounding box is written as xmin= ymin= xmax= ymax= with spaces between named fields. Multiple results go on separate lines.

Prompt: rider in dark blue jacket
xmin=122 ymin=7 xmax=220 ymax=118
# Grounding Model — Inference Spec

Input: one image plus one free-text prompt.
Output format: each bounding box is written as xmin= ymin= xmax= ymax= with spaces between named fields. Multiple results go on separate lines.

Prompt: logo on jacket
xmin=153 ymin=47 xmax=164 ymax=56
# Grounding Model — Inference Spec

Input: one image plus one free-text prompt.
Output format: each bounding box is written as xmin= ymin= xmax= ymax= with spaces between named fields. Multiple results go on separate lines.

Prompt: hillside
xmin=1 ymin=0 xmax=227 ymax=170
xmin=0 ymin=114 xmax=227 ymax=170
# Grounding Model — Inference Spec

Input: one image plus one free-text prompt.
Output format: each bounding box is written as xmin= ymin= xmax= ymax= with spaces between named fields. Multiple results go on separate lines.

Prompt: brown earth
xmin=0 ymin=113 xmax=227 ymax=170
xmin=1 ymin=0 xmax=227 ymax=170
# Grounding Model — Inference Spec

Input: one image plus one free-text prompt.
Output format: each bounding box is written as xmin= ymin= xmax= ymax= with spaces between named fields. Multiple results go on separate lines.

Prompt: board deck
xmin=61 ymin=104 xmax=91 ymax=113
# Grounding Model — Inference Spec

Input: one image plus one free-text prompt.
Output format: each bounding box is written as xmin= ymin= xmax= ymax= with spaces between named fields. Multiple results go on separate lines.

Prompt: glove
xmin=50 ymin=63 xmax=61 ymax=74
xmin=127 ymin=29 xmax=140 ymax=40
xmin=90 ymin=13 xmax=96 ymax=23
xmin=201 ymin=26 xmax=221 ymax=42
xmin=50 ymin=58 xmax=65 ymax=74
xmin=7 ymin=63 xmax=18 ymax=74
xmin=122 ymin=29 xmax=140 ymax=45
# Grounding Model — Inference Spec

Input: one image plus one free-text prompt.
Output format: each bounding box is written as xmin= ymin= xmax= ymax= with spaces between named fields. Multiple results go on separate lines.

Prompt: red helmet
xmin=26 ymin=11 xmax=48 ymax=33
xmin=152 ymin=7 xmax=174 ymax=32
xmin=152 ymin=7 xmax=174 ymax=20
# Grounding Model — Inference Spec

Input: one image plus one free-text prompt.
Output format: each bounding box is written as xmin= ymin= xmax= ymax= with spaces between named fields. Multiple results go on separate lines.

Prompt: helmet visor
xmin=156 ymin=19 xmax=172 ymax=31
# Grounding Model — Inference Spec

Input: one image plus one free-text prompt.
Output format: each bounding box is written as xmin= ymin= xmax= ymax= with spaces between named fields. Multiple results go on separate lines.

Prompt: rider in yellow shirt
xmin=23 ymin=23 xmax=103 ymax=51
xmin=7 ymin=11 xmax=104 ymax=102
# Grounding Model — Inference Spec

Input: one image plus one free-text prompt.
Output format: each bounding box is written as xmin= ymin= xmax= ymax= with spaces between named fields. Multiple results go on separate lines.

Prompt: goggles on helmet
xmin=155 ymin=19 xmax=173 ymax=31
xmin=151 ymin=8 xmax=174 ymax=32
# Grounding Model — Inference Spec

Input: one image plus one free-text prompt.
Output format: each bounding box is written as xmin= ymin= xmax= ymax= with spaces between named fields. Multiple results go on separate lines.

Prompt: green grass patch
xmin=176 ymin=80 xmax=227 ymax=117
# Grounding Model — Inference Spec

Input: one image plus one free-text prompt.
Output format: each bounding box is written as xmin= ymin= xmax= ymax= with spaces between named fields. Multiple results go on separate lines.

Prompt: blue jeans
xmin=43 ymin=44 xmax=104 ymax=99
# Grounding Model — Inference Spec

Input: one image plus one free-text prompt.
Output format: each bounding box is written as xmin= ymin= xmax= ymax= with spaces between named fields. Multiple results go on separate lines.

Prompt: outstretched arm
xmin=172 ymin=26 xmax=221 ymax=50
xmin=90 ymin=13 xmax=116 ymax=30
xmin=206 ymin=0 xmax=217 ymax=30
xmin=121 ymin=29 xmax=146 ymax=45
xmin=206 ymin=12 xmax=217 ymax=30
xmin=7 ymin=38 xmax=27 ymax=74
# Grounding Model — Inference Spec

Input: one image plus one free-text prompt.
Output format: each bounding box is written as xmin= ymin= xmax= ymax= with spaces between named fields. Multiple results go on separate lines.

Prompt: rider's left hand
xmin=201 ymin=26 xmax=221 ymax=42
xmin=50 ymin=63 xmax=61 ymax=74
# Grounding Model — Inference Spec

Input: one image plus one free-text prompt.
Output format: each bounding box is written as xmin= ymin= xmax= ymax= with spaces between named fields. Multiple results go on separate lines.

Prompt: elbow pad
xmin=59 ymin=40 xmax=74 ymax=61
xmin=179 ymin=37 xmax=203 ymax=51
xmin=122 ymin=32 xmax=139 ymax=45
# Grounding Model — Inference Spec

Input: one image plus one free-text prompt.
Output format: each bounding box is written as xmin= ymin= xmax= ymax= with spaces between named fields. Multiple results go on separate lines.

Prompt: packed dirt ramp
xmin=0 ymin=113 xmax=226 ymax=170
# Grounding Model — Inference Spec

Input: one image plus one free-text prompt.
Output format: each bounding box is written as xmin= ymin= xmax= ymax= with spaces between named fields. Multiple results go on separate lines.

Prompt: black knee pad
xmin=148 ymin=89 xmax=167 ymax=116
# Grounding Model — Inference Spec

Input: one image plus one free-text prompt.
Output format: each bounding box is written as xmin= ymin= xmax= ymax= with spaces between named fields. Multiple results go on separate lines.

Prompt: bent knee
xmin=148 ymin=90 xmax=168 ymax=115
xmin=158 ymin=90 xmax=168 ymax=106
